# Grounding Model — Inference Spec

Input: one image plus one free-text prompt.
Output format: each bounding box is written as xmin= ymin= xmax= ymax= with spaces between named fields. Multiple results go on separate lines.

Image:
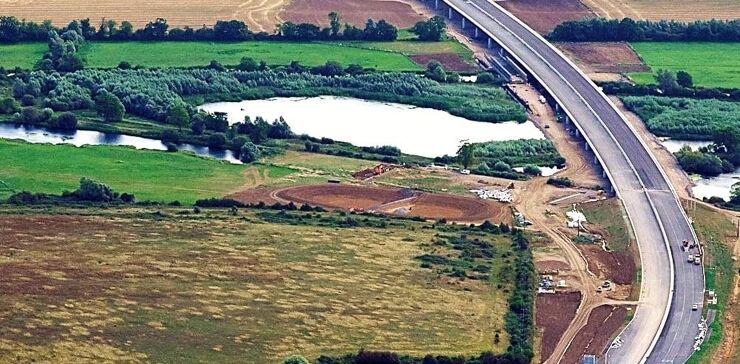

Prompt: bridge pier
xmin=487 ymin=37 xmax=492 ymax=48
xmin=461 ymin=17 xmax=466 ymax=29
xmin=474 ymin=27 xmax=479 ymax=38
xmin=584 ymin=142 xmax=590 ymax=151
xmin=434 ymin=0 xmax=439 ymax=10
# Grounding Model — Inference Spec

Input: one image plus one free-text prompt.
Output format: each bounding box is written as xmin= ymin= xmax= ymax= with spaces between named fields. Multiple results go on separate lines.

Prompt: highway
xmin=434 ymin=0 xmax=706 ymax=362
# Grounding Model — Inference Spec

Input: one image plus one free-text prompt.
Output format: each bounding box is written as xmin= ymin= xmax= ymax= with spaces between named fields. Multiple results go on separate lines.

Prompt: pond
xmin=660 ymin=138 xmax=739 ymax=201
xmin=0 ymin=123 xmax=242 ymax=164
xmin=199 ymin=96 xmax=544 ymax=158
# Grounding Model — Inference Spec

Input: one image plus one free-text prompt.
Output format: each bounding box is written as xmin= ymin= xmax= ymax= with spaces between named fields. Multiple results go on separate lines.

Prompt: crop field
xmin=0 ymin=208 xmax=514 ymax=362
xmin=283 ymin=0 xmax=424 ymax=28
xmin=0 ymin=139 xmax=291 ymax=204
xmin=499 ymin=0 xmax=594 ymax=34
xmin=629 ymin=42 xmax=740 ymax=89
xmin=581 ymin=0 xmax=740 ymax=21
xmin=0 ymin=0 xmax=289 ymax=32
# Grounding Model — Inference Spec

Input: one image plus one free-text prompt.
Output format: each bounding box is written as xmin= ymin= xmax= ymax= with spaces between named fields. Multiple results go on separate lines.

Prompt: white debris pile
xmin=694 ymin=319 xmax=708 ymax=351
xmin=470 ymin=188 xmax=512 ymax=203
xmin=566 ymin=204 xmax=587 ymax=228
xmin=538 ymin=275 xmax=555 ymax=294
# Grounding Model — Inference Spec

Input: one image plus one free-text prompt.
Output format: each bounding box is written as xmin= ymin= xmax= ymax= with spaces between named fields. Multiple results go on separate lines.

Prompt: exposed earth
xmin=557 ymin=42 xmax=649 ymax=82
xmin=498 ymin=0 xmax=594 ymax=34
xmin=535 ymin=291 xmax=582 ymax=361
xmin=282 ymin=0 xmax=425 ymax=28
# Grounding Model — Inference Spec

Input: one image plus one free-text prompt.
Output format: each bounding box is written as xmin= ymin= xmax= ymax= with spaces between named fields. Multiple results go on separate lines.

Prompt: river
xmin=0 ymin=123 xmax=242 ymax=164
xmin=660 ymin=138 xmax=739 ymax=201
xmin=199 ymin=96 xmax=545 ymax=158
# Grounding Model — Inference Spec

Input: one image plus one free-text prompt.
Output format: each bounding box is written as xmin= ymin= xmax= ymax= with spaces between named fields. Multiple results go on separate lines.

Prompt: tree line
xmin=0 ymin=13 xmax=448 ymax=43
xmin=549 ymin=18 xmax=740 ymax=42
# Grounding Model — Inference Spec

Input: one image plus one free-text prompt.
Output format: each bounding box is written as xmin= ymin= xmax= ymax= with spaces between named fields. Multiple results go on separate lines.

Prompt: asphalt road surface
xmin=435 ymin=0 xmax=705 ymax=362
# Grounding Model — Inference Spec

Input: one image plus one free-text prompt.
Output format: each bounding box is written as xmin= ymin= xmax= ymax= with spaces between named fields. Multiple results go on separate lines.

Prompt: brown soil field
xmin=581 ymin=0 xmax=740 ymax=21
xmin=227 ymin=186 xmax=281 ymax=205
xmin=581 ymin=246 xmax=635 ymax=285
xmin=535 ymin=259 xmax=572 ymax=273
xmin=0 ymin=0 xmax=288 ymax=31
xmin=536 ymin=292 xmax=582 ymax=362
xmin=557 ymin=42 xmax=649 ymax=74
xmin=265 ymin=183 xmax=507 ymax=222
xmin=275 ymin=184 xmax=415 ymax=211
xmin=498 ymin=0 xmax=594 ymax=34
xmin=409 ymin=53 xmax=479 ymax=73
xmin=0 ymin=210 xmax=510 ymax=362
xmin=562 ymin=304 xmax=631 ymax=362
xmin=282 ymin=0 xmax=425 ymax=28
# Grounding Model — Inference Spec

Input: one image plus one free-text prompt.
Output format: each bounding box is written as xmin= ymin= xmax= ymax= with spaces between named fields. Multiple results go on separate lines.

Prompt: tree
xmin=236 ymin=57 xmax=258 ymax=71
xmin=213 ymin=20 xmax=252 ymax=41
xmin=328 ymin=12 xmax=341 ymax=37
xmin=166 ymin=102 xmax=190 ymax=131
xmin=53 ymin=111 xmax=77 ymax=131
xmin=312 ymin=60 xmax=344 ymax=76
xmin=476 ymin=72 xmax=496 ymax=84
xmin=207 ymin=60 xmax=226 ymax=71
xmin=522 ymin=165 xmax=542 ymax=176
xmin=73 ymin=177 xmax=115 ymax=202
xmin=268 ymin=116 xmax=292 ymax=139
xmin=676 ymin=70 xmax=693 ymax=88
xmin=137 ymin=18 xmax=168 ymax=40
xmin=655 ymin=69 xmax=679 ymax=92
xmin=239 ymin=141 xmax=261 ymax=163
xmin=411 ymin=16 xmax=446 ymax=41
xmin=208 ymin=133 xmax=227 ymax=149
xmin=424 ymin=60 xmax=447 ymax=82
xmin=0 ymin=97 xmax=19 ymax=114
xmin=457 ymin=143 xmax=476 ymax=169
xmin=730 ymin=183 xmax=740 ymax=204
xmin=493 ymin=160 xmax=512 ymax=172
xmin=95 ymin=90 xmax=124 ymax=122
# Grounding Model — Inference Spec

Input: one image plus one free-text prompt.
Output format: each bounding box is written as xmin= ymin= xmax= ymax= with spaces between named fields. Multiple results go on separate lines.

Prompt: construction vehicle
xmin=694 ymin=256 xmax=701 ymax=265
xmin=688 ymin=254 xmax=694 ymax=262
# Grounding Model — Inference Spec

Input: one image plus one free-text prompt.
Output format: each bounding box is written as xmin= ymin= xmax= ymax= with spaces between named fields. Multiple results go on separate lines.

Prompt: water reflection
xmin=199 ymin=96 xmax=544 ymax=158
xmin=0 ymin=123 xmax=241 ymax=164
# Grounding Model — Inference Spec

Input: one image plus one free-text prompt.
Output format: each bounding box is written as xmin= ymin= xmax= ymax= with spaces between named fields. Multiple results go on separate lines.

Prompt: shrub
xmin=53 ymin=111 xmax=77 ymax=131
xmin=239 ymin=141 xmax=261 ymax=163
xmin=208 ymin=133 xmax=227 ymax=149
xmin=283 ymin=356 xmax=310 ymax=364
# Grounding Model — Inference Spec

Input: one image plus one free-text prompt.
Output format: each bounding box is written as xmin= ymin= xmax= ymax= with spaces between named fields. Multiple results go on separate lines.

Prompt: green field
xmin=0 ymin=42 xmax=46 ymax=69
xmin=0 ymin=139 xmax=296 ymax=203
xmin=79 ymin=41 xmax=422 ymax=70
xmin=629 ymin=42 xmax=740 ymax=88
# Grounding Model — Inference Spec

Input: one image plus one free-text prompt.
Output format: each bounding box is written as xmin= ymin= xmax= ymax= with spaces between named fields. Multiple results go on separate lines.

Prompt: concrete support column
xmin=435 ymin=0 xmax=439 ymax=10
xmin=448 ymin=7 xmax=453 ymax=19
xmin=555 ymin=103 xmax=560 ymax=112
xmin=602 ymin=169 xmax=608 ymax=178
xmin=487 ymin=37 xmax=492 ymax=48
xmin=461 ymin=18 xmax=466 ymax=29
xmin=575 ymin=129 xmax=580 ymax=137
xmin=564 ymin=115 xmax=569 ymax=125
xmin=593 ymin=155 xmax=599 ymax=165
xmin=474 ymin=27 xmax=479 ymax=38
xmin=584 ymin=142 xmax=589 ymax=151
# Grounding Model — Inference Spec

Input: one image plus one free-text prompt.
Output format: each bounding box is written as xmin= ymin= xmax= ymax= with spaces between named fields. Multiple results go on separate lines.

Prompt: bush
xmin=522 ymin=165 xmax=541 ymax=176
xmin=71 ymin=177 xmax=116 ymax=202
xmin=492 ymin=161 xmax=511 ymax=172
xmin=208 ymin=133 xmax=227 ymax=149
xmin=547 ymin=177 xmax=573 ymax=187
xmin=52 ymin=111 xmax=78 ymax=131
xmin=20 ymin=94 xmax=35 ymax=106
xmin=283 ymin=356 xmax=310 ymax=364
xmin=239 ymin=141 xmax=261 ymax=163
xmin=0 ymin=97 xmax=20 ymax=114
xmin=475 ymin=72 xmax=496 ymax=84
xmin=675 ymin=147 xmax=724 ymax=176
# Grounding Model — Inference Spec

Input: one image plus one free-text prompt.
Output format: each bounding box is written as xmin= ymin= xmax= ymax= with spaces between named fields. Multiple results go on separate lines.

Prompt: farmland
xmin=0 ymin=139 xmax=288 ymax=204
xmin=499 ymin=0 xmax=594 ymax=34
xmin=0 ymin=43 xmax=46 ymax=70
xmin=0 ymin=207 xmax=517 ymax=362
xmin=580 ymin=0 xmax=740 ymax=21
xmin=0 ymin=0 xmax=289 ymax=31
xmin=629 ymin=42 xmax=740 ymax=89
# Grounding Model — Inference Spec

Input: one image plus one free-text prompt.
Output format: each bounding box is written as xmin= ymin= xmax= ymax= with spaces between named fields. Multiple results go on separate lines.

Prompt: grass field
xmin=0 ymin=208 xmax=514 ymax=362
xmin=0 ymin=37 xmax=477 ymax=71
xmin=0 ymin=139 xmax=298 ymax=204
xmin=628 ymin=42 xmax=740 ymax=89
xmin=580 ymin=199 xmax=633 ymax=252
xmin=0 ymin=43 xmax=46 ymax=69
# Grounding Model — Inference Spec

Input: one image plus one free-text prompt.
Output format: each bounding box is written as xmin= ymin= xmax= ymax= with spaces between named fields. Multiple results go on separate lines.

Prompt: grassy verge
xmin=580 ymin=199 xmax=633 ymax=252
xmin=629 ymin=42 xmax=740 ymax=89
xmin=0 ymin=206 xmax=515 ymax=362
xmin=685 ymin=201 xmax=737 ymax=363
xmin=0 ymin=138 xmax=291 ymax=204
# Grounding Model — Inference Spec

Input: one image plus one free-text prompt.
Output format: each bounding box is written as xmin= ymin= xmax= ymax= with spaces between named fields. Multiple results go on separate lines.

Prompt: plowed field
xmin=283 ymin=0 xmax=425 ymax=28
xmin=498 ymin=0 xmax=594 ymax=34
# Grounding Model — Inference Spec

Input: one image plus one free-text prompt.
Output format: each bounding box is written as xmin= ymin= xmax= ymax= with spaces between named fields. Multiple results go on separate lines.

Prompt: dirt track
xmin=233 ymin=183 xmax=508 ymax=223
